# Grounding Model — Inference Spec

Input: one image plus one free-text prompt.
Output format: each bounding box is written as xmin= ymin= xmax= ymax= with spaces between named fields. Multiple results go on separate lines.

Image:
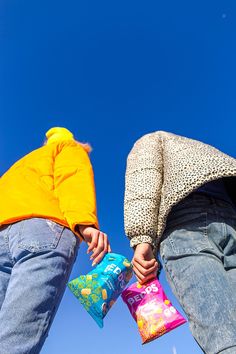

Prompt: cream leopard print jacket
xmin=124 ymin=131 xmax=236 ymax=251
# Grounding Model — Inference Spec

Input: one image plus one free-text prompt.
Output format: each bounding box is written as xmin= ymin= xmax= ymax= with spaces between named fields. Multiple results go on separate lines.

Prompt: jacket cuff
xmin=130 ymin=235 xmax=156 ymax=249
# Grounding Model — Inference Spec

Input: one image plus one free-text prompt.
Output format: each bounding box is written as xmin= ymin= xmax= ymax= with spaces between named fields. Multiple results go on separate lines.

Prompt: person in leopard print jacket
xmin=124 ymin=131 xmax=236 ymax=354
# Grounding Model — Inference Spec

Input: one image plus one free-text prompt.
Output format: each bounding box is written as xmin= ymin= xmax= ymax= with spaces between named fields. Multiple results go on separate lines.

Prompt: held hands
xmin=78 ymin=225 xmax=111 ymax=266
xmin=132 ymin=243 xmax=159 ymax=285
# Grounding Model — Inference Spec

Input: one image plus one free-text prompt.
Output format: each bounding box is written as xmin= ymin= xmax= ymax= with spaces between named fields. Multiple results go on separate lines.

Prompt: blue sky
xmin=1 ymin=1 xmax=236 ymax=353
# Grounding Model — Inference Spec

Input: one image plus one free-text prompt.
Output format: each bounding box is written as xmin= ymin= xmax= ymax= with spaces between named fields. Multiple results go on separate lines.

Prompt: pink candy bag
xmin=121 ymin=279 xmax=186 ymax=344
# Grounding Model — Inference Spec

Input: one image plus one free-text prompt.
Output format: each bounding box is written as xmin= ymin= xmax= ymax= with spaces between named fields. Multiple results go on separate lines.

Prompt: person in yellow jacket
xmin=0 ymin=127 xmax=111 ymax=354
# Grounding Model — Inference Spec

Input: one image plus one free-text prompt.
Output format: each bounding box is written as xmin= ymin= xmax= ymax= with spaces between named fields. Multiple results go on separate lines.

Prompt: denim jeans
xmin=0 ymin=218 xmax=80 ymax=354
xmin=160 ymin=193 xmax=236 ymax=354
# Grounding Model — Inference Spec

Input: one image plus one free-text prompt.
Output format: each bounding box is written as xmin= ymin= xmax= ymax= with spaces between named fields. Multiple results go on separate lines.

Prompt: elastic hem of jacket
xmin=130 ymin=235 xmax=156 ymax=249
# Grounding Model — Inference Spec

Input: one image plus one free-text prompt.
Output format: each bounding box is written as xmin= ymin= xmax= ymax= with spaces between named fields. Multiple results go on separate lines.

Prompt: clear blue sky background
xmin=1 ymin=1 xmax=236 ymax=353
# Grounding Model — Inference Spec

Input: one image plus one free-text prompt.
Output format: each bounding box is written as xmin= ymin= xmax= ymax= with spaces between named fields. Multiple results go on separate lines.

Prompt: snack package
xmin=121 ymin=279 xmax=186 ymax=344
xmin=68 ymin=253 xmax=133 ymax=328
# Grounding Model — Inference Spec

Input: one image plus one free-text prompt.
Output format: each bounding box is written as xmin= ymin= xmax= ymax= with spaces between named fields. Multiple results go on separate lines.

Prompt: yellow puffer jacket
xmin=0 ymin=139 xmax=98 ymax=240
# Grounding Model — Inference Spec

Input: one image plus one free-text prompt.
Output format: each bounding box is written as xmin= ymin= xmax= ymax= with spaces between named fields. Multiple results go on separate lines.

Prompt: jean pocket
xmin=161 ymin=212 xmax=212 ymax=257
xmin=18 ymin=218 xmax=64 ymax=253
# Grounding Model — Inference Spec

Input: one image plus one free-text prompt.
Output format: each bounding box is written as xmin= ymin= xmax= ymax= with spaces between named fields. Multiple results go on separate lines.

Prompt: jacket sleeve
xmin=124 ymin=132 xmax=163 ymax=249
xmin=54 ymin=141 xmax=99 ymax=234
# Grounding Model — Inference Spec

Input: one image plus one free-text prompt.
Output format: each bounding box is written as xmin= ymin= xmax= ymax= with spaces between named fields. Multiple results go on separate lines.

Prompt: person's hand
xmin=78 ymin=225 xmax=111 ymax=266
xmin=132 ymin=243 xmax=158 ymax=284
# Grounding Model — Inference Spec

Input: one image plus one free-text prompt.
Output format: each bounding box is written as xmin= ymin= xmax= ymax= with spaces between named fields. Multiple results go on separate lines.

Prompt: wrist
xmin=134 ymin=242 xmax=153 ymax=251
xmin=76 ymin=224 xmax=96 ymax=236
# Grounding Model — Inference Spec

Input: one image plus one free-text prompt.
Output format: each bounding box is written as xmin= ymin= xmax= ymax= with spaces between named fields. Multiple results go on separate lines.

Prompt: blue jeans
xmin=160 ymin=193 xmax=236 ymax=354
xmin=0 ymin=218 xmax=80 ymax=354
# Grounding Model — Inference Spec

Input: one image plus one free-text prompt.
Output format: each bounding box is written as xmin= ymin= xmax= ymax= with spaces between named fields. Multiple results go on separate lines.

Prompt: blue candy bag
xmin=68 ymin=253 xmax=133 ymax=328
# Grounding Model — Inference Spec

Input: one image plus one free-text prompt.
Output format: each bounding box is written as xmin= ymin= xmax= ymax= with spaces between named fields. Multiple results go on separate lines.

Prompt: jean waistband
xmin=168 ymin=192 xmax=236 ymax=221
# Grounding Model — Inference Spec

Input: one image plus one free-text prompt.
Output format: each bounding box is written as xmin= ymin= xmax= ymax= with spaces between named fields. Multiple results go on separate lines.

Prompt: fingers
xmin=132 ymin=258 xmax=158 ymax=276
xmin=134 ymin=268 xmax=157 ymax=285
xmin=91 ymin=232 xmax=108 ymax=265
xmin=133 ymin=256 xmax=156 ymax=269
xmin=87 ymin=231 xmax=111 ymax=266
xmin=132 ymin=258 xmax=158 ymax=285
xmin=87 ymin=230 xmax=99 ymax=254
